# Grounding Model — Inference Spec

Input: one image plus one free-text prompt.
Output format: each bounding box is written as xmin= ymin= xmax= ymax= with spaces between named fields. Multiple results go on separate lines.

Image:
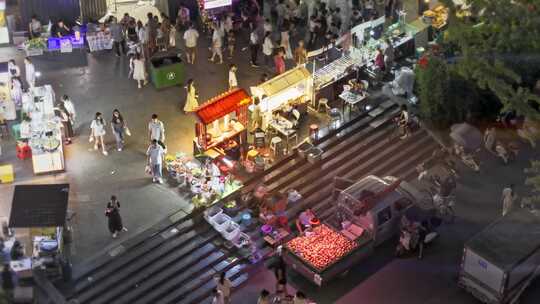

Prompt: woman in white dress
xmin=10 ymin=77 xmax=23 ymax=112
xmin=132 ymin=53 xmax=147 ymax=89
xmin=90 ymin=112 xmax=108 ymax=155
xmin=24 ymin=57 xmax=36 ymax=88
xmin=183 ymin=79 xmax=199 ymax=113
xmin=280 ymin=29 xmax=293 ymax=60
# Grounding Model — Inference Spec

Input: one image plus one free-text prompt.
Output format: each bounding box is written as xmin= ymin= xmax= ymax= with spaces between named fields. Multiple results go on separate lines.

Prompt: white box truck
xmin=458 ymin=209 xmax=540 ymax=304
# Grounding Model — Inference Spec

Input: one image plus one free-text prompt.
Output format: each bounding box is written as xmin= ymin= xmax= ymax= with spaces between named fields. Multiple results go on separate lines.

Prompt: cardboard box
xmin=0 ymin=164 xmax=14 ymax=183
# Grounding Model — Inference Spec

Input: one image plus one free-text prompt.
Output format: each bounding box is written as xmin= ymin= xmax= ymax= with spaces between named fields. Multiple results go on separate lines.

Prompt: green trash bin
xmin=150 ymin=51 xmax=185 ymax=89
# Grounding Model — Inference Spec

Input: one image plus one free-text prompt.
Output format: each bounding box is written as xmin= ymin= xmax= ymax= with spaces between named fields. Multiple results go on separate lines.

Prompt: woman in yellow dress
xmin=183 ymin=79 xmax=199 ymax=113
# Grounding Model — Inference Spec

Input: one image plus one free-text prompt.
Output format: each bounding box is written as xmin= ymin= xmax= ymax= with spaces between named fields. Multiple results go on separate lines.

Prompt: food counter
xmin=283 ymin=224 xmax=373 ymax=286
xmin=24 ymin=86 xmax=65 ymax=174
xmin=313 ymin=54 xmax=360 ymax=90
xmin=251 ymin=67 xmax=312 ymax=131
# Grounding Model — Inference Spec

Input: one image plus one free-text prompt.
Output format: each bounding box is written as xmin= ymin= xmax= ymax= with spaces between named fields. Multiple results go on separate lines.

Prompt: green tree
xmin=523 ymin=160 xmax=540 ymax=208
xmin=416 ymin=56 xmax=450 ymax=126
xmin=440 ymin=0 xmax=540 ymax=119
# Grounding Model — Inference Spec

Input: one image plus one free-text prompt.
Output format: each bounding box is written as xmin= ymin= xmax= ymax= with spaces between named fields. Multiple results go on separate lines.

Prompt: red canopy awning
xmin=194 ymin=89 xmax=251 ymax=125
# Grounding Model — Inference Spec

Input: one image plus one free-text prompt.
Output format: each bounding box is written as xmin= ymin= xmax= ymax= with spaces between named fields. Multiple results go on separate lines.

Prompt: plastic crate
xmin=221 ymin=221 xmax=240 ymax=240
xmin=204 ymin=206 xmax=223 ymax=223
xmin=232 ymin=232 xmax=251 ymax=248
xmin=210 ymin=213 xmax=231 ymax=232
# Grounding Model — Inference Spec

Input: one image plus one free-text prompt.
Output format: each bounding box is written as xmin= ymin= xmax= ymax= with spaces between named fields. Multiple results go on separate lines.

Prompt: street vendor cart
xmin=8 ymin=184 xmax=70 ymax=290
xmin=193 ymin=88 xmax=250 ymax=161
xmin=282 ymin=175 xmax=418 ymax=286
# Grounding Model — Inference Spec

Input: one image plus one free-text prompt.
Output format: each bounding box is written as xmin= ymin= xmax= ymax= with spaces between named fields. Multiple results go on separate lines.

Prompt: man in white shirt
xmin=211 ymin=288 xmax=225 ymax=304
xmin=228 ymin=64 xmax=238 ymax=90
xmin=147 ymin=139 xmax=165 ymax=183
xmin=183 ymin=23 xmax=199 ymax=64
xmin=148 ymin=114 xmax=165 ymax=143
xmin=262 ymin=31 xmax=274 ymax=67
xmin=249 ymin=29 xmax=260 ymax=67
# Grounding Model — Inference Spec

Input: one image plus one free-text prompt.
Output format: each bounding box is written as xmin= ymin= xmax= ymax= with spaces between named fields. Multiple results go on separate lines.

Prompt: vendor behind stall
xmin=52 ymin=20 xmax=71 ymax=37
xmin=296 ymin=208 xmax=316 ymax=233
xmin=260 ymin=193 xmax=290 ymax=231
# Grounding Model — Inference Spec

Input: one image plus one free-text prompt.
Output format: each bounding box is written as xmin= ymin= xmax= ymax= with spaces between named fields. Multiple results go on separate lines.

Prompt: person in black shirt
xmin=53 ymin=20 xmax=71 ymax=37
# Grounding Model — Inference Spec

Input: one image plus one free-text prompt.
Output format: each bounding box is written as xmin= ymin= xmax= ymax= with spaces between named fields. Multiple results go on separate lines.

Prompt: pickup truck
xmin=282 ymin=175 xmax=422 ymax=286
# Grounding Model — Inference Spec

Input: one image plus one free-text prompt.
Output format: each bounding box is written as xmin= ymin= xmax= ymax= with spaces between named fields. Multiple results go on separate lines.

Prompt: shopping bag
xmin=145 ymin=165 xmax=152 ymax=175
xmin=125 ymin=127 xmax=132 ymax=136
xmin=89 ymin=135 xmax=94 ymax=143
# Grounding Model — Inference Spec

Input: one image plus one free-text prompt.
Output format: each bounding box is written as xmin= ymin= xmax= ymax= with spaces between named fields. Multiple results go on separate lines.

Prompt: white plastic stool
xmin=318 ymin=98 xmax=329 ymax=112
xmin=270 ymin=137 xmax=282 ymax=157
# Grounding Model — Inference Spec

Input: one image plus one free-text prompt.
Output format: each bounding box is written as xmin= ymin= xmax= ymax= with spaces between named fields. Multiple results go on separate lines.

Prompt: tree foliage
xmin=524 ymin=160 xmax=540 ymax=207
xmin=440 ymin=0 xmax=540 ymax=119
xmin=416 ymin=56 xmax=482 ymax=126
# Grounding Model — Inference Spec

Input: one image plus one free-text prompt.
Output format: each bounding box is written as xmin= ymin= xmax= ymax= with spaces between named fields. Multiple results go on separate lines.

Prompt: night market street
xmin=0 ymin=0 xmax=539 ymax=303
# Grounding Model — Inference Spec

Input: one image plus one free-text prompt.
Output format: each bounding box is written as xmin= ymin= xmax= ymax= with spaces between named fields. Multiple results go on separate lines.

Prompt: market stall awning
xmin=257 ymin=67 xmax=310 ymax=96
xmin=194 ymin=88 xmax=251 ymax=125
xmin=9 ymin=184 xmax=69 ymax=228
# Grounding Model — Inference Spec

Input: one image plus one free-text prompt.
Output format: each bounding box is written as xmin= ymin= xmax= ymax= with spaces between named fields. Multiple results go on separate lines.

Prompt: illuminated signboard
xmin=0 ymin=0 xmax=7 ymax=44
xmin=204 ymin=0 xmax=232 ymax=9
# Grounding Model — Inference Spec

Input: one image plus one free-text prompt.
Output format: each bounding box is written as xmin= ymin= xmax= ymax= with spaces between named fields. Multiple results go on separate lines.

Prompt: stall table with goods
xmin=423 ymin=5 xmax=449 ymax=30
xmin=22 ymin=85 xmax=65 ymax=174
xmin=194 ymin=88 xmax=250 ymax=162
xmin=165 ymin=152 xmax=242 ymax=209
xmin=86 ymin=31 xmax=113 ymax=52
xmin=283 ymin=224 xmax=372 ymax=286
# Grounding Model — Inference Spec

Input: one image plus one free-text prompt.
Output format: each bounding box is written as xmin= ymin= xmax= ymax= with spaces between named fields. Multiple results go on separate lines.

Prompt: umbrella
xmin=450 ymin=123 xmax=482 ymax=150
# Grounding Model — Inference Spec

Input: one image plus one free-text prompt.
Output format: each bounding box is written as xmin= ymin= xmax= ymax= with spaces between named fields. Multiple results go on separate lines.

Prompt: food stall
xmin=251 ymin=66 xmax=312 ymax=131
xmin=23 ymin=85 xmax=65 ymax=174
xmin=193 ymin=88 xmax=250 ymax=160
xmin=8 ymin=184 xmax=69 ymax=286
xmin=165 ymin=152 xmax=242 ymax=208
xmin=283 ymin=175 xmax=417 ymax=286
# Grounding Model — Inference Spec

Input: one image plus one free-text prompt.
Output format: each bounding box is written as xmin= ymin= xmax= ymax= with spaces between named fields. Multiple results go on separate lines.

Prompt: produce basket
xmin=221 ymin=221 xmax=240 ymax=240
xmin=285 ymin=224 xmax=357 ymax=271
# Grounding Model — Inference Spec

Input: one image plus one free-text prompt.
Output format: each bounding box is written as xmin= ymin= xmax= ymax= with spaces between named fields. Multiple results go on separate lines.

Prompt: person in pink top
xmin=274 ymin=48 xmax=286 ymax=75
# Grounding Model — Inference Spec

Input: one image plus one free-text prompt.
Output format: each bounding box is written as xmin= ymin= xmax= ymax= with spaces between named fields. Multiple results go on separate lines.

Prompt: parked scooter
xmin=395 ymin=217 xmax=440 ymax=259
xmin=453 ymin=144 xmax=480 ymax=172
